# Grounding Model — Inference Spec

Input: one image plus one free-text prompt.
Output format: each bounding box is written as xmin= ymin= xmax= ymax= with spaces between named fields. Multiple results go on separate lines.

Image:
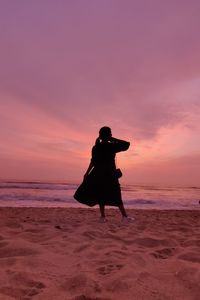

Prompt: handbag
xmin=115 ymin=168 xmax=123 ymax=178
xmin=115 ymin=156 xmax=123 ymax=178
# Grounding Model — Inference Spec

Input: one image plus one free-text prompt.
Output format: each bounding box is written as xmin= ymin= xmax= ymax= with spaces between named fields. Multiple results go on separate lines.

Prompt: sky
xmin=0 ymin=0 xmax=200 ymax=185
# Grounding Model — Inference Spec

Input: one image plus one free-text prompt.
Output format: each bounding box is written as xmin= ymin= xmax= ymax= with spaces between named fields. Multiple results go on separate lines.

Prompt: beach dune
xmin=0 ymin=207 xmax=199 ymax=300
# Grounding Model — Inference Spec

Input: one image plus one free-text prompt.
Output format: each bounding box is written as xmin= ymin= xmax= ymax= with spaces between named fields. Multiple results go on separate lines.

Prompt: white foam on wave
xmin=0 ymin=181 xmax=199 ymax=209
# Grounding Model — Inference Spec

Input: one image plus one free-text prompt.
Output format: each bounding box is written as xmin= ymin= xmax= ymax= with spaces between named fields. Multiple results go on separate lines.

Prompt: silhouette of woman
xmin=74 ymin=126 xmax=134 ymax=222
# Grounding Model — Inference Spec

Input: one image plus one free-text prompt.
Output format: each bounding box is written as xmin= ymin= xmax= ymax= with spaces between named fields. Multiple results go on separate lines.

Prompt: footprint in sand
xmin=97 ymin=263 xmax=123 ymax=275
xmin=5 ymin=221 xmax=22 ymax=229
xmin=181 ymin=239 xmax=200 ymax=248
xmin=24 ymin=228 xmax=42 ymax=233
xmin=83 ymin=231 xmax=102 ymax=240
xmin=105 ymin=278 xmax=131 ymax=293
xmin=20 ymin=230 xmax=56 ymax=243
xmin=74 ymin=243 xmax=90 ymax=253
xmin=0 ymin=247 xmax=38 ymax=258
xmin=151 ymin=247 xmax=176 ymax=259
xmin=0 ymin=272 xmax=46 ymax=300
xmin=178 ymin=252 xmax=200 ymax=263
xmin=133 ymin=237 xmax=177 ymax=248
xmin=104 ymin=250 xmax=128 ymax=258
xmin=61 ymin=273 xmax=101 ymax=294
xmin=135 ymin=272 xmax=163 ymax=298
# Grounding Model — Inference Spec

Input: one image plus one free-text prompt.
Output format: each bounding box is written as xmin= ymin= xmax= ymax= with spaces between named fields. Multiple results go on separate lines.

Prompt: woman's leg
xmin=119 ymin=203 xmax=135 ymax=222
xmin=118 ymin=203 xmax=128 ymax=217
xmin=99 ymin=204 xmax=105 ymax=218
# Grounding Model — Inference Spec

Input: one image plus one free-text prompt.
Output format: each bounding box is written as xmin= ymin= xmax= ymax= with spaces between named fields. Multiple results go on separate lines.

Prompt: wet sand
xmin=0 ymin=207 xmax=199 ymax=300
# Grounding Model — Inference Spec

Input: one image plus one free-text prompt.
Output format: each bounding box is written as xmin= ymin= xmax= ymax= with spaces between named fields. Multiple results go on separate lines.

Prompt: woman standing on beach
xmin=74 ymin=126 xmax=134 ymax=222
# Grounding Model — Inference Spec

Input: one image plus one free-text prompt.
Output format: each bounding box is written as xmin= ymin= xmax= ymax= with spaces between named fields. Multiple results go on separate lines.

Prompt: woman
xmin=74 ymin=126 xmax=134 ymax=222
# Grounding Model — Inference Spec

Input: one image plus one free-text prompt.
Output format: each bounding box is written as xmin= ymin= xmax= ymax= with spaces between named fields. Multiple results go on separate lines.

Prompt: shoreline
xmin=0 ymin=207 xmax=200 ymax=299
xmin=1 ymin=181 xmax=200 ymax=211
xmin=0 ymin=205 xmax=199 ymax=211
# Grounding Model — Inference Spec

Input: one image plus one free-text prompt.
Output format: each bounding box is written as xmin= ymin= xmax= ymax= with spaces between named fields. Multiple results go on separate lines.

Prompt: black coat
xmin=74 ymin=139 xmax=130 ymax=207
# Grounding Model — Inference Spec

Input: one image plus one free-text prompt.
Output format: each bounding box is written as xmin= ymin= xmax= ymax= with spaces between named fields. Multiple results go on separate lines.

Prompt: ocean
xmin=0 ymin=181 xmax=199 ymax=210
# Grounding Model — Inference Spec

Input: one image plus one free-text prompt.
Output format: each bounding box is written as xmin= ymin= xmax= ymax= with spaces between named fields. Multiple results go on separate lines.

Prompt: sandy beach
xmin=0 ymin=207 xmax=199 ymax=300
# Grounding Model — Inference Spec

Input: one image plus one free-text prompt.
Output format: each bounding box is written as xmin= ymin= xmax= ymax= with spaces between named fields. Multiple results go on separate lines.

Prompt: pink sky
xmin=0 ymin=1 xmax=200 ymax=185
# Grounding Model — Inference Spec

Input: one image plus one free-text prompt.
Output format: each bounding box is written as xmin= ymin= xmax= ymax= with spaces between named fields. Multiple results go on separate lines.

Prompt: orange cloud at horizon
xmin=1 ymin=90 xmax=200 ymax=185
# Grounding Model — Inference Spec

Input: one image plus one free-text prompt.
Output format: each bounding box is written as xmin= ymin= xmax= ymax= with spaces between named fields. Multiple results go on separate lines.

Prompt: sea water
xmin=0 ymin=181 xmax=199 ymax=210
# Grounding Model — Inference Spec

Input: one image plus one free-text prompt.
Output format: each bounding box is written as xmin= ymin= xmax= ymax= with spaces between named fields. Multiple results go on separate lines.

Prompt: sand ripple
xmin=0 ymin=207 xmax=199 ymax=300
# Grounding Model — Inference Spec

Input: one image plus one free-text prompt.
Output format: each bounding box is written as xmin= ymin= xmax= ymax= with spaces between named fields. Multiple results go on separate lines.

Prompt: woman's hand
xmin=83 ymin=161 xmax=94 ymax=181
xmin=83 ymin=173 xmax=88 ymax=181
xmin=110 ymin=137 xmax=118 ymax=142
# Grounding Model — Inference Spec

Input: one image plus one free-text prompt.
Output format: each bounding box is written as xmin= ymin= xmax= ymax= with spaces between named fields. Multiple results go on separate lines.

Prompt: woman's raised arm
xmin=110 ymin=137 xmax=130 ymax=152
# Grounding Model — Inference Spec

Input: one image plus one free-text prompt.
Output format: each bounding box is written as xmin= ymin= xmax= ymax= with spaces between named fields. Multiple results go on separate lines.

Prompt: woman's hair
xmin=99 ymin=126 xmax=112 ymax=140
xmin=95 ymin=126 xmax=112 ymax=145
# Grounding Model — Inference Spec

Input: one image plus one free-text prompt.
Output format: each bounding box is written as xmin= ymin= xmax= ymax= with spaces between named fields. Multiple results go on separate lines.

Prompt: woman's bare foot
xmin=99 ymin=216 xmax=107 ymax=223
xmin=121 ymin=216 xmax=135 ymax=223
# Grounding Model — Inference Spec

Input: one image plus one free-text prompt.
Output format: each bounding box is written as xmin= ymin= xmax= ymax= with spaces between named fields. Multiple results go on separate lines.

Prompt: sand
xmin=0 ymin=207 xmax=199 ymax=300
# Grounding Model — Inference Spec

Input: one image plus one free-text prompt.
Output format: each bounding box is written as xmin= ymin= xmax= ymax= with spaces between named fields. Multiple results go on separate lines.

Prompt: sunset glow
xmin=0 ymin=1 xmax=200 ymax=185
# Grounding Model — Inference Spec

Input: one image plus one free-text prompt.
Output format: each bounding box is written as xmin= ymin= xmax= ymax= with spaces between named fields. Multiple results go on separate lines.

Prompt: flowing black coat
xmin=74 ymin=139 xmax=130 ymax=207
